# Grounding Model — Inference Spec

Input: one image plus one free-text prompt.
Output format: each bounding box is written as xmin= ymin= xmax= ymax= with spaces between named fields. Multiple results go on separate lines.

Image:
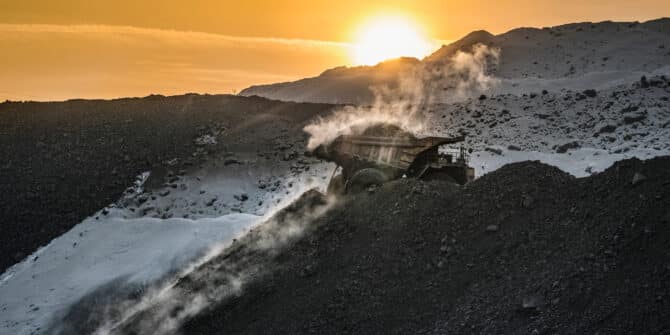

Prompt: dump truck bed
xmin=325 ymin=134 xmax=466 ymax=171
xmin=309 ymin=123 xmax=474 ymax=190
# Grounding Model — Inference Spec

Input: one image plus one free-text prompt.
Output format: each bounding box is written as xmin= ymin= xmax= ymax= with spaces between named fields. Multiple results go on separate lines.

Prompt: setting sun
xmin=350 ymin=16 xmax=436 ymax=66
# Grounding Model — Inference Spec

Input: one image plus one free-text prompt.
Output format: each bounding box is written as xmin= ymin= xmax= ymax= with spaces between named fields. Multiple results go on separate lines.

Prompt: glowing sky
xmin=0 ymin=0 xmax=668 ymax=100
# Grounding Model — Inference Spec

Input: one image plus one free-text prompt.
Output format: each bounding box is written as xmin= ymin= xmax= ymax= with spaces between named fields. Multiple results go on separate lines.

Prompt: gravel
xmin=179 ymin=157 xmax=670 ymax=334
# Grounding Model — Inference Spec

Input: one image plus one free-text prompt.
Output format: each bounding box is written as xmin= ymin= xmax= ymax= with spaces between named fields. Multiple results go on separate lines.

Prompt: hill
xmin=240 ymin=18 xmax=670 ymax=104
xmin=0 ymin=94 xmax=335 ymax=273
xmin=55 ymin=157 xmax=670 ymax=334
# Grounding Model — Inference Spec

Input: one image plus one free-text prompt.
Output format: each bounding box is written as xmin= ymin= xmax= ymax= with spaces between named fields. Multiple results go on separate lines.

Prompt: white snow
xmin=470 ymin=146 xmax=669 ymax=178
xmin=241 ymin=19 xmax=670 ymax=104
xmin=0 ymin=213 xmax=258 ymax=334
xmin=0 ymin=158 xmax=333 ymax=335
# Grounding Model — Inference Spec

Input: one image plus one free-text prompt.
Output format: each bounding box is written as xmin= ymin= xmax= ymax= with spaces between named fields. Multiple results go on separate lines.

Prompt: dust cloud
xmin=51 ymin=185 xmax=336 ymax=335
xmin=304 ymin=43 xmax=500 ymax=150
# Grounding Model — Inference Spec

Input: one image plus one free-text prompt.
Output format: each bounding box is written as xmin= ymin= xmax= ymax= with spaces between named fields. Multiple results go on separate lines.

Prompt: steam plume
xmin=304 ymin=43 xmax=500 ymax=150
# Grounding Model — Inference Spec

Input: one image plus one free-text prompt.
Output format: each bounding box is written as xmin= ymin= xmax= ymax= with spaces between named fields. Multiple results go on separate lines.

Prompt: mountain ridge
xmin=240 ymin=18 xmax=670 ymax=104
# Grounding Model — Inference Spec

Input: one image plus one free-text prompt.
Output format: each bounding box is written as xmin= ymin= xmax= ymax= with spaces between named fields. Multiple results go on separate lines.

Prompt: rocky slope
xmin=240 ymin=18 xmax=670 ymax=104
xmin=0 ymin=94 xmax=335 ymax=273
xmin=182 ymin=157 xmax=670 ymax=334
xmin=2 ymin=81 xmax=669 ymax=334
xmin=56 ymin=157 xmax=670 ymax=334
xmin=429 ymin=74 xmax=670 ymax=177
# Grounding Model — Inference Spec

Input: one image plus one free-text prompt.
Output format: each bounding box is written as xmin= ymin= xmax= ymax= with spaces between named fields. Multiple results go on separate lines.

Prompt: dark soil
xmin=178 ymin=157 xmax=670 ymax=334
xmin=0 ymin=95 xmax=334 ymax=272
xmin=8 ymin=95 xmax=670 ymax=334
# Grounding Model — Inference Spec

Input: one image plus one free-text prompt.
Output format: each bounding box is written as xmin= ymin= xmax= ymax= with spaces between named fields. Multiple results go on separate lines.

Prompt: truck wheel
xmin=422 ymin=169 xmax=458 ymax=184
xmin=326 ymin=174 xmax=345 ymax=195
xmin=346 ymin=168 xmax=389 ymax=194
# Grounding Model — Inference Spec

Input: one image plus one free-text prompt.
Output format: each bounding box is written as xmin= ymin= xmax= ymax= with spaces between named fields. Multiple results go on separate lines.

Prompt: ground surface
xmin=53 ymin=157 xmax=670 ymax=334
xmin=178 ymin=157 xmax=670 ymax=334
xmin=0 ymin=94 xmax=334 ymax=272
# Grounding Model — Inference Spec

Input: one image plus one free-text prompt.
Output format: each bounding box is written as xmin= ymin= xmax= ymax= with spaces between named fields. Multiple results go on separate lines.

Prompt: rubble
xmin=174 ymin=157 xmax=670 ymax=334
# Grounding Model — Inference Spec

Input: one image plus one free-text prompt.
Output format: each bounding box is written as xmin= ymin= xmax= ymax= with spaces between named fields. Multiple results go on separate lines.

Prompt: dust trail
xmin=304 ymin=43 xmax=500 ymax=150
xmin=50 ymin=186 xmax=337 ymax=335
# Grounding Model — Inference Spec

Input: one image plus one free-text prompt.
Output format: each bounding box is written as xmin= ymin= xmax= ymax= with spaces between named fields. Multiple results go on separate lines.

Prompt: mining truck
xmin=309 ymin=124 xmax=475 ymax=194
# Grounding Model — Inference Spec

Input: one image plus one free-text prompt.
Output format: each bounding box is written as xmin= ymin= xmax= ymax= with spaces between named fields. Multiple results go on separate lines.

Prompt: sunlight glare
xmin=351 ymin=16 xmax=435 ymax=66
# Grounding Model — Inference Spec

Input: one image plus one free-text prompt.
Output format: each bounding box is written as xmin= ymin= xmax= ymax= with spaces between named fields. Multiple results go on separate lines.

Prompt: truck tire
xmin=421 ymin=169 xmax=459 ymax=184
xmin=346 ymin=168 xmax=389 ymax=194
xmin=326 ymin=174 xmax=345 ymax=195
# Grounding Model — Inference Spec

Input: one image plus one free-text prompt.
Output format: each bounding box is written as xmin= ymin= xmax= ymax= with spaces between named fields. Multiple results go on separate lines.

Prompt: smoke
xmin=304 ymin=43 xmax=500 ymax=150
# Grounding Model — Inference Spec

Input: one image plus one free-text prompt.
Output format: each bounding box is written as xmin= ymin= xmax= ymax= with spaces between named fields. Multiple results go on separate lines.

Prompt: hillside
xmin=182 ymin=157 xmax=670 ymax=334
xmin=0 ymin=94 xmax=335 ymax=273
xmin=54 ymin=157 xmax=670 ymax=334
xmin=240 ymin=18 xmax=670 ymax=104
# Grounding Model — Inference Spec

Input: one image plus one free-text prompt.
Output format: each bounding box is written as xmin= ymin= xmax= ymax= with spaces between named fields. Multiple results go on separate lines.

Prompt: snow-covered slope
xmin=240 ymin=18 xmax=670 ymax=104
xmin=0 ymin=155 xmax=333 ymax=335
xmin=424 ymin=75 xmax=670 ymax=151
xmin=427 ymin=19 xmax=670 ymax=79
xmin=428 ymin=74 xmax=670 ymax=177
xmin=0 ymin=212 xmax=259 ymax=334
xmin=242 ymin=18 xmax=670 ymax=179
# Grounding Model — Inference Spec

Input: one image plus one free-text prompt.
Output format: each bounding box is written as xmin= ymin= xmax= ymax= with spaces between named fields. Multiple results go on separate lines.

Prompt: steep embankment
xmin=181 ymin=157 xmax=670 ymax=334
xmin=0 ymin=94 xmax=335 ymax=273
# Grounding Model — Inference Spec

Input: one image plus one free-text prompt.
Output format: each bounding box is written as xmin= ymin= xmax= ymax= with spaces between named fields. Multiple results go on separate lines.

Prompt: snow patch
xmin=471 ymin=147 xmax=670 ymax=178
xmin=0 ymin=159 xmax=332 ymax=335
xmin=0 ymin=213 xmax=259 ymax=335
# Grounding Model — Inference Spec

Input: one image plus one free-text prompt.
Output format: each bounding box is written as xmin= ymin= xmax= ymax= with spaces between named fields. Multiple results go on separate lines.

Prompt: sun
xmin=350 ymin=15 xmax=435 ymax=66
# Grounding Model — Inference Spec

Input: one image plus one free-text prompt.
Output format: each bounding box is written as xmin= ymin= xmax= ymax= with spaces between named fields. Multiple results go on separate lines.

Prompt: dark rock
xmin=521 ymin=195 xmax=534 ymax=208
xmin=485 ymin=147 xmax=503 ymax=155
xmin=632 ymin=172 xmax=647 ymax=185
xmin=137 ymin=194 xmax=148 ymax=204
xmin=556 ymin=141 xmax=580 ymax=153
xmin=521 ymin=296 xmax=544 ymax=311
xmin=624 ymin=114 xmax=646 ymax=124
xmin=141 ymin=206 xmax=155 ymax=216
xmin=224 ymin=158 xmax=242 ymax=166
xmin=205 ymin=197 xmax=218 ymax=207
xmin=620 ymin=105 xmax=639 ymax=114
xmin=640 ymin=76 xmax=650 ymax=88
xmin=598 ymin=124 xmax=617 ymax=134
xmin=582 ymin=89 xmax=597 ymax=98
xmin=486 ymin=225 xmax=499 ymax=232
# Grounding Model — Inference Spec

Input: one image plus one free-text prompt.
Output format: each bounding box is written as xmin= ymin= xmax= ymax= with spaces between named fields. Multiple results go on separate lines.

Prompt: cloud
xmin=0 ymin=24 xmax=350 ymax=100
xmin=0 ymin=24 xmax=349 ymax=48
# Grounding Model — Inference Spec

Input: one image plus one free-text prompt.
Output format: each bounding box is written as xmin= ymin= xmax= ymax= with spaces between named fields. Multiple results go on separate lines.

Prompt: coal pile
xmin=0 ymin=95 xmax=334 ymax=272
xmin=181 ymin=157 xmax=670 ymax=334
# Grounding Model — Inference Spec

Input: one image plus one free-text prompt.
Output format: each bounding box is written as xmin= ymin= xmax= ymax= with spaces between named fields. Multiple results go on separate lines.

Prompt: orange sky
xmin=1 ymin=0 xmax=669 ymax=101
